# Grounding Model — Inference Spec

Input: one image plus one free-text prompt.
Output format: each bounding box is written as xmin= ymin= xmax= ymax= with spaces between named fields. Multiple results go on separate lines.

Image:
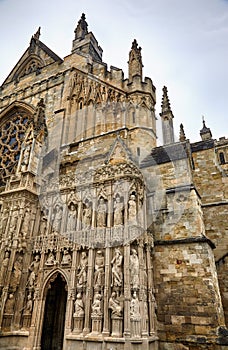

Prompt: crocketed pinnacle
xmin=179 ymin=123 xmax=186 ymax=142
xmin=161 ymin=86 xmax=172 ymax=115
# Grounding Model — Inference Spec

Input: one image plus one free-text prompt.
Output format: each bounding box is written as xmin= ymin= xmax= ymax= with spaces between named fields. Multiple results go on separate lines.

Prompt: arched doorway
xmin=41 ymin=273 xmax=67 ymax=350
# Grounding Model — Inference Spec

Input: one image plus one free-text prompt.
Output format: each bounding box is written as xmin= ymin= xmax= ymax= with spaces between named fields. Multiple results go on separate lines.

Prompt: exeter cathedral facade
xmin=0 ymin=14 xmax=227 ymax=350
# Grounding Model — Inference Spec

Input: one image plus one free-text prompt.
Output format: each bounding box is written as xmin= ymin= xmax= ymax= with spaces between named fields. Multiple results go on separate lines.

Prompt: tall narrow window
xmin=132 ymin=111 xmax=136 ymax=124
xmin=219 ymin=152 xmax=225 ymax=164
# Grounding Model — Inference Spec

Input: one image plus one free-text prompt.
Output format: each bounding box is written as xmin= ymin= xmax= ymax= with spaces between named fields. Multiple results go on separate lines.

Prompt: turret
xmin=72 ymin=13 xmax=103 ymax=62
xmin=200 ymin=117 xmax=212 ymax=141
xmin=128 ymin=39 xmax=143 ymax=82
xmin=160 ymin=86 xmax=174 ymax=144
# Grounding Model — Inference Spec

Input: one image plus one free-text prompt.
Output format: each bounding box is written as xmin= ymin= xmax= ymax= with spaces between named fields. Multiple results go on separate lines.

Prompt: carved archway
xmin=40 ymin=273 xmax=68 ymax=350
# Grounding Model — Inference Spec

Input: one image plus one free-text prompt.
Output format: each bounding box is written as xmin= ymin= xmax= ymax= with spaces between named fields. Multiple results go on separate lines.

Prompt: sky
xmin=0 ymin=0 xmax=227 ymax=143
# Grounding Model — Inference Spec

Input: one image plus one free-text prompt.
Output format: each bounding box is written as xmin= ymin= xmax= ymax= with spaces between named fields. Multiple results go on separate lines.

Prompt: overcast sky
xmin=0 ymin=0 xmax=227 ymax=143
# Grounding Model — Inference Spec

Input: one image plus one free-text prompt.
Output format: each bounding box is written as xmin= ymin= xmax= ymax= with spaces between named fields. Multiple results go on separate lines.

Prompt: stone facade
xmin=0 ymin=14 xmax=227 ymax=350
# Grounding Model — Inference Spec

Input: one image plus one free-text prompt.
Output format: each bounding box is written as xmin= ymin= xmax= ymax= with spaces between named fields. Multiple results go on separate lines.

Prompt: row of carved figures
xmin=0 ymin=246 xmax=144 ymax=291
xmin=46 ymin=192 xmax=141 ymax=234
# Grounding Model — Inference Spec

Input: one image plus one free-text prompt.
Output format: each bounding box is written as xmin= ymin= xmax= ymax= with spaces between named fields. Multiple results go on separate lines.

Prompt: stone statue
xmin=128 ymin=194 xmax=137 ymax=224
xmin=27 ymin=255 xmax=40 ymax=288
xmin=130 ymin=249 xmax=139 ymax=289
xmin=21 ymin=208 xmax=31 ymax=238
xmin=21 ymin=145 xmax=31 ymax=172
xmin=94 ymin=251 xmax=104 ymax=286
xmin=96 ymin=198 xmax=107 ymax=227
xmin=23 ymin=293 xmax=33 ymax=315
xmin=109 ymin=292 xmax=122 ymax=317
xmin=52 ymin=204 xmax=62 ymax=233
xmin=9 ymin=206 xmax=19 ymax=236
xmin=10 ymin=256 xmax=23 ymax=292
xmin=82 ymin=201 xmax=92 ymax=229
xmin=5 ymin=293 xmax=15 ymax=314
xmin=111 ymin=248 xmax=123 ymax=287
xmin=0 ymin=208 xmax=9 ymax=235
xmin=113 ymin=196 xmax=124 ymax=226
xmin=45 ymin=251 xmax=56 ymax=266
xmin=92 ymin=293 xmax=102 ymax=316
xmin=74 ymin=293 xmax=84 ymax=317
xmin=40 ymin=215 xmax=47 ymax=235
xmin=77 ymin=252 xmax=88 ymax=286
xmin=61 ymin=249 xmax=72 ymax=266
xmin=67 ymin=203 xmax=77 ymax=232
xmin=130 ymin=292 xmax=140 ymax=320
xmin=0 ymin=251 xmax=10 ymax=286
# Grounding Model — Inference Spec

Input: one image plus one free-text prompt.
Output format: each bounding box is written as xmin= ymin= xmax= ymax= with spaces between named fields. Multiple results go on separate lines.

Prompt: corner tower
xmin=72 ymin=13 xmax=103 ymax=62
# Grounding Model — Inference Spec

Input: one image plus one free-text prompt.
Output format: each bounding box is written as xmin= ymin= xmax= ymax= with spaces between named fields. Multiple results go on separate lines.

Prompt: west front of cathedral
xmin=0 ymin=14 xmax=227 ymax=350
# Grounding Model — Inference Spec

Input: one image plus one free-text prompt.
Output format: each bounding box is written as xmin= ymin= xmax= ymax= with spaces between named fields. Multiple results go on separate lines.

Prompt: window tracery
xmin=0 ymin=108 xmax=32 ymax=184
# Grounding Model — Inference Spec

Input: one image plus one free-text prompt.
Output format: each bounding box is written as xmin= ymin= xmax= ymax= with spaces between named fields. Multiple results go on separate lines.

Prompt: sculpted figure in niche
xmin=27 ymin=255 xmax=40 ymax=288
xmin=74 ymin=293 xmax=84 ymax=317
xmin=109 ymin=291 xmax=122 ymax=317
xmin=130 ymin=291 xmax=140 ymax=320
xmin=67 ymin=203 xmax=77 ymax=232
xmin=5 ymin=293 xmax=15 ymax=314
xmin=21 ymin=145 xmax=31 ymax=172
xmin=45 ymin=251 xmax=56 ymax=266
xmin=61 ymin=249 xmax=72 ymax=266
xmin=9 ymin=206 xmax=19 ymax=236
xmin=77 ymin=252 xmax=88 ymax=286
xmin=21 ymin=208 xmax=31 ymax=238
xmin=10 ymin=256 xmax=23 ymax=292
xmin=130 ymin=249 xmax=139 ymax=289
xmin=92 ymin=293 xmax=102 ymax=316
xmin=23 ymin=293 xmax=33 ymax=315
xmin=52 ymin=204 xmax=62 ymax=233
xmin=128 ymin=194 xmax=137 ymax=224
xmin=40 ymin=214 xmax=47 ymax=235
xmin=113 ymin=195 xmax=124 ymax=226
xmin=0 ymin=207 xmax=9 ymax=235
xmin=97 ymin=197 xmax=107 ymax=227
xmin=111 ymin=248 xmax=123 ymax=287
xmin=94 ymin=250 xmax=104 ymax=286
xmin=0 ymin=251 xmax=10 ymax=286
xmin=82 ymin=201 xmax=92 ymax=230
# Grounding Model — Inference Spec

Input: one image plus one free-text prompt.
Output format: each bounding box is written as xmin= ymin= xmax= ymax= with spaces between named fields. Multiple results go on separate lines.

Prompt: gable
xmin=2 ymin=33 xmax=63 ymax=86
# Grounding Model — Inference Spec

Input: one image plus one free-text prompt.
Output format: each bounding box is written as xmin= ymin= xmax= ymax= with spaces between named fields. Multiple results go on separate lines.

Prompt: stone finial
xmin=33 ymin=27 xmax=41 ymax=40
xmin=161 ymin=86 xmax=172 ymax=114
xmin=200 ymin=116 xmax=212 ymax=141
xmin=74 ymin=13 xmax=88 ymax=40
xmin=128 ymin=39 xmax=143 ymax=81
xmin=179 ymin=123 xmax=186 ymax=142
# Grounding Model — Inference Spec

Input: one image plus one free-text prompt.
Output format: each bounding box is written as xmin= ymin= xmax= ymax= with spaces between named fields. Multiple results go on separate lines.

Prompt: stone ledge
xmin=154 ymin=236 xmax=215 ymax=249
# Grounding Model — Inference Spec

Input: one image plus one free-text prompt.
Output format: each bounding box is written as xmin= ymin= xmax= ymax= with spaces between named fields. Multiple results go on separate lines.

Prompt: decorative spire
xmin=160 ymin=86 xmax=174 ymax=144
xmin=179 ymin=123 xmax=186 ymax=142
xmin=200 ymin=116 xmax=212 ymax=141
xmin=161 ymin=86 xmax=173 ymax=115
xmin=74 ymin=13 xmax=88 ymax=40
xmin=128 ymin=39 xmax=143 ymax=81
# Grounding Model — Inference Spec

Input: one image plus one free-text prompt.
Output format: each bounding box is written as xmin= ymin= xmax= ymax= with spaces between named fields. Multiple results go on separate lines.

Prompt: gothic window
xmin=219 ymin=152 xmax=225 ymax=164
xmin=0 ymin=108 xmax=32 ymax=184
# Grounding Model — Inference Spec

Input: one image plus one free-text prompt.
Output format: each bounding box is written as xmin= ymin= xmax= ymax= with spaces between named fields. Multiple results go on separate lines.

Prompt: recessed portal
xmin=41 ymin=274 xmax=67 ymax=350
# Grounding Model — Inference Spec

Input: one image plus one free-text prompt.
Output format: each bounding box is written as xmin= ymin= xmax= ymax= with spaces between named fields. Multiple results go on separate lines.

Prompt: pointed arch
xmin=13 ymin=54 xmax=44 ymax=79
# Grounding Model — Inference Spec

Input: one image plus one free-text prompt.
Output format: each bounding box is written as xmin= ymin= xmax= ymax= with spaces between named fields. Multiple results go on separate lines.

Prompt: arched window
xmin=0 ymin=106 xmax=32 ymax=184
xmin=219 ymin=152 xmax=225 ymax=164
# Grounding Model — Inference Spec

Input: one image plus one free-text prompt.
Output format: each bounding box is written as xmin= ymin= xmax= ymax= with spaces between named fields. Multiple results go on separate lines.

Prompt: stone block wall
xmin=153 ymin=241 xmax=225 ymax=344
